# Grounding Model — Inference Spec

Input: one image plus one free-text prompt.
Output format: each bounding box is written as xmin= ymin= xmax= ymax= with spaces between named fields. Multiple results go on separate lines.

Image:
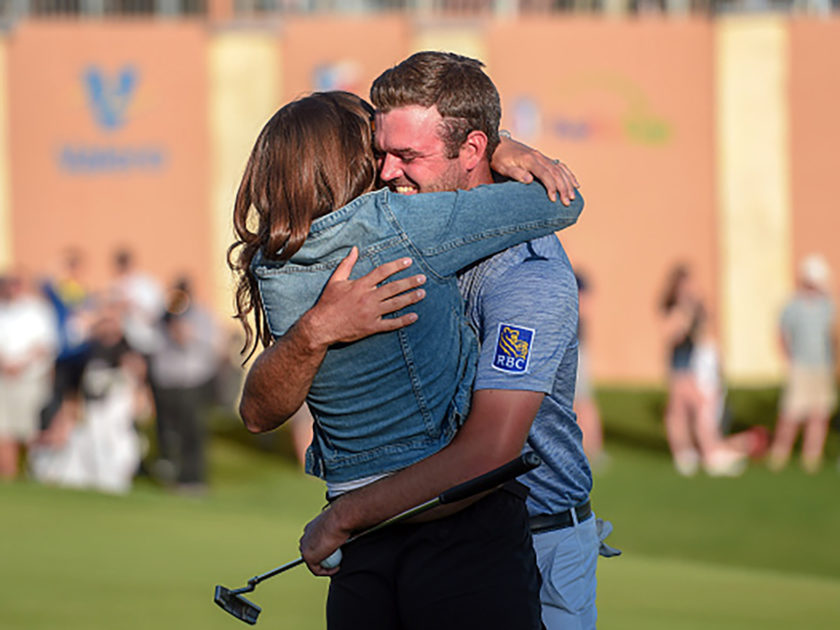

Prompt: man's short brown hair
xmin=370 ymin=51 xmax=501 ymax=160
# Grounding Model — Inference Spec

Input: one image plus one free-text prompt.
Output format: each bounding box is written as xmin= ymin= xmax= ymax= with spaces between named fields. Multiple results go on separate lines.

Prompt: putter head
xmin=214 ymin=585 xmax=262 ymax=625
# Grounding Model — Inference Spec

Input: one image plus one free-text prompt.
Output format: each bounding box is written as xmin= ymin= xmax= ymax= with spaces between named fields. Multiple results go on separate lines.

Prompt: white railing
xmin=0 ymin=0 xmax=834 ymax=24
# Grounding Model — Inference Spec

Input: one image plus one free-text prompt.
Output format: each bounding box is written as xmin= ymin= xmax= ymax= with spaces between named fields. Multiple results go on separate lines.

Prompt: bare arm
xmin=661 ymin=302 xmax=697 ymax=345
xmin=239 ymin=247 xmax=427 ymax=433
xmin=238 ymin=314 xmax=329 ymax=433
xmin=299 ymin=388 xmax=544 ymax=576
xmin=491 ymin=135 xmax=580 ymax=205
xmin=778 ymin=331 xmax=791 ymax=362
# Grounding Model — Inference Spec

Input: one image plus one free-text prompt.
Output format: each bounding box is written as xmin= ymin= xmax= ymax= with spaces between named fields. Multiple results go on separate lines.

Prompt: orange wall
xmin=3 ymin=17 xmax=836 ymax=384
xmin=789 ymin=17 xmax=840 ymax=301
xmin=8 ymin=21 xmax=211 ymax=300
xmin=488 ymin=18 xmax=717 ymax=382
xmin=280 ymin=16 xmax=411 ymax=101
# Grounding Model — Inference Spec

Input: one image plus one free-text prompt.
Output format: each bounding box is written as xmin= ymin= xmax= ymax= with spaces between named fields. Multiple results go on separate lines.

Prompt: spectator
xmin=573 ymin=271 xmax=607 ymax=468
xmin=0 ymin=270 xmax=57 ymax=480
xmin=769 ymin=254 xmax=836 ymax=473
xmin=40 ymin=248 xmax=96 ymax=433
xmin=692 ymin=319 xmax=770 ymax=462
xmin=659 ymin=264 xmax=745 ymax=476
xmin=29 ymin=295 xmax=146 ymax=493
xmin=148 ymin=278 xmax=221 ymax=492
xmin=111 ymin=247 xmax=165 ymax=356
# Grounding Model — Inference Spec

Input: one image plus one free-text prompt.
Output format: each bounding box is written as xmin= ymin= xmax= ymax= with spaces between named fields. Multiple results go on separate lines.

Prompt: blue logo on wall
xmin=84 ymin=66 xmax=137 ymax=131
xmin=58 ymin=64 xmax=167 ymax=174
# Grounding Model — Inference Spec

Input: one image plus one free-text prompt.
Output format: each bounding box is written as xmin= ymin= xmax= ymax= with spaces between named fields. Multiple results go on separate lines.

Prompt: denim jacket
xmin=253 ymin=181 xmax=583 ymax=482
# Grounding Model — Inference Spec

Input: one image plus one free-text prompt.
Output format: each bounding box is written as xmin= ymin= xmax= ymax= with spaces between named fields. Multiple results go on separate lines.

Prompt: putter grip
xmin=437 ymin=452 xmax=541 ymax=505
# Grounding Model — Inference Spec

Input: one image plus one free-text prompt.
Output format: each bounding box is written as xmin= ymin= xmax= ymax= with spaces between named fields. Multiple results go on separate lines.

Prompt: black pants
xmin=151 ymin=384 xmax=208 ymax=484
xmin=326 ymin=488 xmax=542 ymax=630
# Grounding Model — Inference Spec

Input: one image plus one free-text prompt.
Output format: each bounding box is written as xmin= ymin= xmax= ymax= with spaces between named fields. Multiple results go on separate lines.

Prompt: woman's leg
xmin=691 ymin=383 xmax=723 ymax=461
xmin=665 ymin=377 xmax=698 ymax=475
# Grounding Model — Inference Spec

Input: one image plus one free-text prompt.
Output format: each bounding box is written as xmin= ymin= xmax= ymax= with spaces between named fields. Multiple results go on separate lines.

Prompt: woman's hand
xmin=304 ymin=247 xmax=427 ymax=347
xmin=491 ymin=135 xmax=579 ymax=205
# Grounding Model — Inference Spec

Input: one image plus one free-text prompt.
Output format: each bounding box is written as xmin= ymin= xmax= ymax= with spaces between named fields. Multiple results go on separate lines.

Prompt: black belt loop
xmin=529 ymin=500 xmax=592 ymax=534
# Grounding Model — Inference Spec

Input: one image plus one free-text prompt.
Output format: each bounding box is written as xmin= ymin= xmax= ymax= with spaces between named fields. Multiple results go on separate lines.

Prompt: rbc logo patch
xmin=492 ymin=323 xmax=535 ymax=374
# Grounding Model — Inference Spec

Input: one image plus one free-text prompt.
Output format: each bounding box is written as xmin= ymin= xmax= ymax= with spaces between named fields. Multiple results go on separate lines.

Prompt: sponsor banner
xmin=488 ymin=18 xmax=716 ymax=382
xmin=8 ymin=22 xmax=211 ymax=295
xmin=280 ymin=16 xmax=410 ymax=101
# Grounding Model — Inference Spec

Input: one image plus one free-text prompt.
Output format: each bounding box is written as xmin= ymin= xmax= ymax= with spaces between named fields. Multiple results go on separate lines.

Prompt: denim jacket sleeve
xmin=385 ymin=181 xmax=583 ymax=278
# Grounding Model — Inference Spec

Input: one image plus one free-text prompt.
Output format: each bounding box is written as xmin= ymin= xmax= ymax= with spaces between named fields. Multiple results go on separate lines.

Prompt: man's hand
xmin=491 ymin=135 xmax=579 ymax=205
xmin=304 ymin=246 xmax=427 ymax=346
xmin=299 ymin=506 xmax=350 ymax=577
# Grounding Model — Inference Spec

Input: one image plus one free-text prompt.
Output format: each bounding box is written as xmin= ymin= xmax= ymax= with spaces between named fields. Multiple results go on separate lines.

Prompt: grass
xmin=2 ymin=388 xmax=839 ymax=629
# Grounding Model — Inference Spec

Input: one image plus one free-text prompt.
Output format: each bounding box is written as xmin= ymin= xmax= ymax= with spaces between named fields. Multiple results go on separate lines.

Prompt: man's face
xmin=374 ymin=105 xmax=469 ymax=195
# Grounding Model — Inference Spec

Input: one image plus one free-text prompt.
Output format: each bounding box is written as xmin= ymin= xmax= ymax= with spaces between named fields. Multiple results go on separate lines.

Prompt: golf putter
xmin=214 ymin=451 xmax=541 ymax=624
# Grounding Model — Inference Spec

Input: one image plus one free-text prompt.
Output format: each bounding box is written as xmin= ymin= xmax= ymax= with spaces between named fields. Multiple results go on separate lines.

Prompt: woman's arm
xmin=392 ymin=182 xmax=583 ymax=279
xmin=490 ymin=134 xmax=579 ymax=205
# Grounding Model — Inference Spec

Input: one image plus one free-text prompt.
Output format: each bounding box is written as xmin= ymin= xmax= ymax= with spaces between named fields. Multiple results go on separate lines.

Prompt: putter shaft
xmin=239 ymin=557 xmax=305 ymax=592
xmin=215 ymin=453 xmax=542 ymax=624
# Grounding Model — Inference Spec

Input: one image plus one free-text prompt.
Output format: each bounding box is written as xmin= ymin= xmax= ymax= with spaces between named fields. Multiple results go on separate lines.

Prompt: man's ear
xmin=459 ymin=130 xmax=489 ymax=172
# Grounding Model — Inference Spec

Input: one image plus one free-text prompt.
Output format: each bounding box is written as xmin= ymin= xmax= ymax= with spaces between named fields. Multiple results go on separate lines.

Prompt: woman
xmin=229 ymin=91 xmax=582 ymax=488
xmin=660 ymin=265 xmax=746 ymax=476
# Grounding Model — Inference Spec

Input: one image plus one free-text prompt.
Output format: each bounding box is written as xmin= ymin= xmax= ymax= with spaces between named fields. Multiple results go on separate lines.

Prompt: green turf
xmin=598 ymin=554 xmax=840 ymax=629
xmin=2 ymin=389 xmax=839 ymax=629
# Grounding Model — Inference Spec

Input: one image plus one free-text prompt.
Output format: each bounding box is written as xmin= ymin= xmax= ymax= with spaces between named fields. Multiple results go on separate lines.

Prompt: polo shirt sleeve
xmin=473 ymin=253 xmax=579 ymax=394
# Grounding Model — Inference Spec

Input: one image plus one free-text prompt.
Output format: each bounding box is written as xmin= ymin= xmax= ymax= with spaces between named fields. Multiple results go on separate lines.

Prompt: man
xmin=240 ymin=52 xmax=607 ymax=629
xmin=0 ymin=270 xmax=57 ymax=480
xmin=769 ymin=254 xmax=836 ymax=473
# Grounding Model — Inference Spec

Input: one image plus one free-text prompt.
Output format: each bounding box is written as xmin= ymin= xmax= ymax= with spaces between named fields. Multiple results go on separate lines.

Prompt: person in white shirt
xmin=0 ymin=270 xmax=57 ymax=479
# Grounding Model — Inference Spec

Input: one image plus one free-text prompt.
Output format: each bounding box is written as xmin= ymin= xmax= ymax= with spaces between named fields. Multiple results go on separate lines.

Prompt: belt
xmin=529 ymin=500 xmax=592 ymax=534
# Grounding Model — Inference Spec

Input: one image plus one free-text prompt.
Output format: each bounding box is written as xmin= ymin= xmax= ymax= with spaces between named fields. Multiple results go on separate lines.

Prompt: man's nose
xmin=379 ymin=153 xmax=402 ymax=182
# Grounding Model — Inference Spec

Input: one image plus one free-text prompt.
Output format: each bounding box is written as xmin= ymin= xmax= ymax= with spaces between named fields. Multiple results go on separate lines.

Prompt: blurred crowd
xmin=0 ymin=248 xmax=238 ymax=494
xmin=2 ymin=247 xmax=834 ymax=493
xmin=656 ymin=254 xmax=836 ymax=477
xmin=573 ymin=253 xmax=836 ymax=478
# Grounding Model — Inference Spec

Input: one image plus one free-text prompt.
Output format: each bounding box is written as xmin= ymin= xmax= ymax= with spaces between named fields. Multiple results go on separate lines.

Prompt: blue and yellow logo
xmin=492 ymin=324 xmax=534 ymax=374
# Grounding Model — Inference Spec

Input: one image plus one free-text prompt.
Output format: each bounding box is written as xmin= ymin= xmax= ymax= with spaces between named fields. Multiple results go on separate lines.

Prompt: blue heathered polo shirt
xmin=458 ymin=234 xmax=592 ymax=515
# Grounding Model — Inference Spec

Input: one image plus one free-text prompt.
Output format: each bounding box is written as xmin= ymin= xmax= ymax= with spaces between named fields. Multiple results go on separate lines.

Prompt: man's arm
xmin=239 ymin=247 xmax=427 ymax=433
xmin=299 ymin=388 xmax=544 ymax=576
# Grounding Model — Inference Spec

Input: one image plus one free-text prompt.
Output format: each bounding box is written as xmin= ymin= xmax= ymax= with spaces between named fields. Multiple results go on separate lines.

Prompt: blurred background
xmin=0 ymin=3 xmax=838 ymax=630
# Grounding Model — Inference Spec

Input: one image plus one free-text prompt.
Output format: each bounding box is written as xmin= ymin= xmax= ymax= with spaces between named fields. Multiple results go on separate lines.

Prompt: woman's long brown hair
xmin=228 ymin=91 xmax=378 ymax=361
